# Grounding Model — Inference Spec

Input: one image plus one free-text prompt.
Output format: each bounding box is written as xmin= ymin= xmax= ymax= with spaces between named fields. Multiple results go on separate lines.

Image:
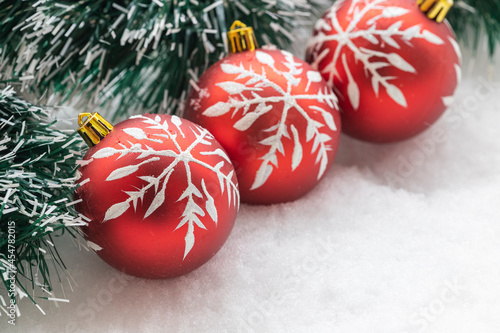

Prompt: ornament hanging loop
xmin=227 ymin=20 xmax=258 ymax=53
xmin=418 ymin=0 xmax=453 ymax=23
xmin=77 ymin=112 xmax=113 ymax=147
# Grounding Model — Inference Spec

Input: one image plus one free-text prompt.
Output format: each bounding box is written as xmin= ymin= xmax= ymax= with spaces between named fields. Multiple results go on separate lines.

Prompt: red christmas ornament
xmin=184 ymin=46 xmax=341 ymax=205
xmin=306 ymin=0 xmax=461 ymax=143
xmin=75 ymin=113 xmax=239 ymax=279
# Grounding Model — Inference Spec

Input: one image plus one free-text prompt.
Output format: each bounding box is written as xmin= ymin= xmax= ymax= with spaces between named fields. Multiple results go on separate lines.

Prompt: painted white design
xmin=89 ymin=115 xmax=239 ymax=259
xmin=202 ymin=50 xmax=339 ymax=190
xmin=87 ymin=241 xmax=103 ymax=252
xmin=442 ymin=96 xmax=454 ymax=107
xmin=307 ymin=0 xmax=451 ymax=109
xmin=447 ymin=36 xmax=463 ymax=88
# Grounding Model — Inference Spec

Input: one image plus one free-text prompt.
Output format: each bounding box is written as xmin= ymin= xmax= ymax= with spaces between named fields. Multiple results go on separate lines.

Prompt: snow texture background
xmin=3 ymin=9 xmax=500 ymax=333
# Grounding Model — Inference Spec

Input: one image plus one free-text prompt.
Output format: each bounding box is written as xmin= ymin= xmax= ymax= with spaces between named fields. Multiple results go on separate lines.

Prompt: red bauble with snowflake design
xmin=75 ymin=114 xmax=239 ymax=279
xmin=306 ymin=0 xmax=461 ymax=143
xmin=184 ymin=49 xmax=341 ymax=205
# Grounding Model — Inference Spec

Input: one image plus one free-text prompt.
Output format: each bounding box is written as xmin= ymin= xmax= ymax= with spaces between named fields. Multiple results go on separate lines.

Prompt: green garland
xmin=0 ymin=0 xmax=322 ymax=120
xmin=0 ymin=1 xmax=497 ymax=121
xmin=0 ymin=87 xmax=84 ymax=317
xmin=448 ymin=0 xmax=500 ymax=55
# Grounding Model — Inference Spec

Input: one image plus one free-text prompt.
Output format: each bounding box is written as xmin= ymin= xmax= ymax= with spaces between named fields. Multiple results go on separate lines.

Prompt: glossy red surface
xmin=184 ymin=49 xmax=342 ymax=204
xmin=306 ymin=0 xmax=461 ymax=143
xmin=75 ymin=115 xmax=238 ymax=278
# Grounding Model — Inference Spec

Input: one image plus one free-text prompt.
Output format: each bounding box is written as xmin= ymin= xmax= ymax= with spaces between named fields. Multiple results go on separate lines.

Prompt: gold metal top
xmin=77 ymin=112 xmax=113 ymax=147
xmin=418 ymin=0 xmax=454 ymax=23
xmin=227 ymin=20 xmax=258 ymax=53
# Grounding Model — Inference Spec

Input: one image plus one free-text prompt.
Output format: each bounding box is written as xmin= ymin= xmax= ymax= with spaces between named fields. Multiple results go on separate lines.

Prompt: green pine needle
xmin=1 ymin=0 xmax=497 ymax=121
xmin=0 ymin=86 xmax=85 ymax=316
xmin=447 ymin=0 xmax=500 ymax=56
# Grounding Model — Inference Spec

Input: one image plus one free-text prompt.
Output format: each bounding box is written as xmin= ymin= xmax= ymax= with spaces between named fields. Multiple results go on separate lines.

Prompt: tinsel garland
xmin=0 ymin=87 xmax=85 ymax=316
xmin=448 ymin=0 xmax=500 ymax=55
xmin=0 ymin=0 xmax=321 ymax=119
xmin=0 ymin=1 xmax=497 ymax=120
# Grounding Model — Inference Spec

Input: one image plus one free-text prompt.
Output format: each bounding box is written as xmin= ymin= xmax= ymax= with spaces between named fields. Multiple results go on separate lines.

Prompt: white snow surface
xmin=4 ymin=26 xmax=500 ymax=333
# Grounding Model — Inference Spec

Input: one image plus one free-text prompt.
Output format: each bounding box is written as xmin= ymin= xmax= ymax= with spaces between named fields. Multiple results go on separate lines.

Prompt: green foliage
xmin=1 ymin=0 xmax=497 ymax=121
xmin=447 ymin=0 xmax=500 ymax=55
xmin=0 ymin=87 xmax=84 ymax=314
xmin=0 ymin=0 xmax=321 ymax=120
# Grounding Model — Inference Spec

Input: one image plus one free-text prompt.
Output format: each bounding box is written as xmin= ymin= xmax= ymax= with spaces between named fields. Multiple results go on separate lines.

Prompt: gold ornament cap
xmin=418 ymin=0 xmax=454 ymax=23
xmin=227 ymin=20 xmax=259 ymax=54
xmin=77 ymin=112 xmax=113 ymax=147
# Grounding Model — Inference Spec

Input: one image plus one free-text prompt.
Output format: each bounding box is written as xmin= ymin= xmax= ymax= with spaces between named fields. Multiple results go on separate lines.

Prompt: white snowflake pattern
xmin=88 ymin=115 xmax=239 ymax=259
xmin=201 ymin=50 xmax=339 ymax=190
xmin=307 ymin=0 xmax=461 ymax=109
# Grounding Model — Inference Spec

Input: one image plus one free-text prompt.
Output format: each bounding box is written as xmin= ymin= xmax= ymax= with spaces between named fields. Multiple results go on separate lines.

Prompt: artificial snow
xmin=4 ymin=25 xmax=500 ymax=333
